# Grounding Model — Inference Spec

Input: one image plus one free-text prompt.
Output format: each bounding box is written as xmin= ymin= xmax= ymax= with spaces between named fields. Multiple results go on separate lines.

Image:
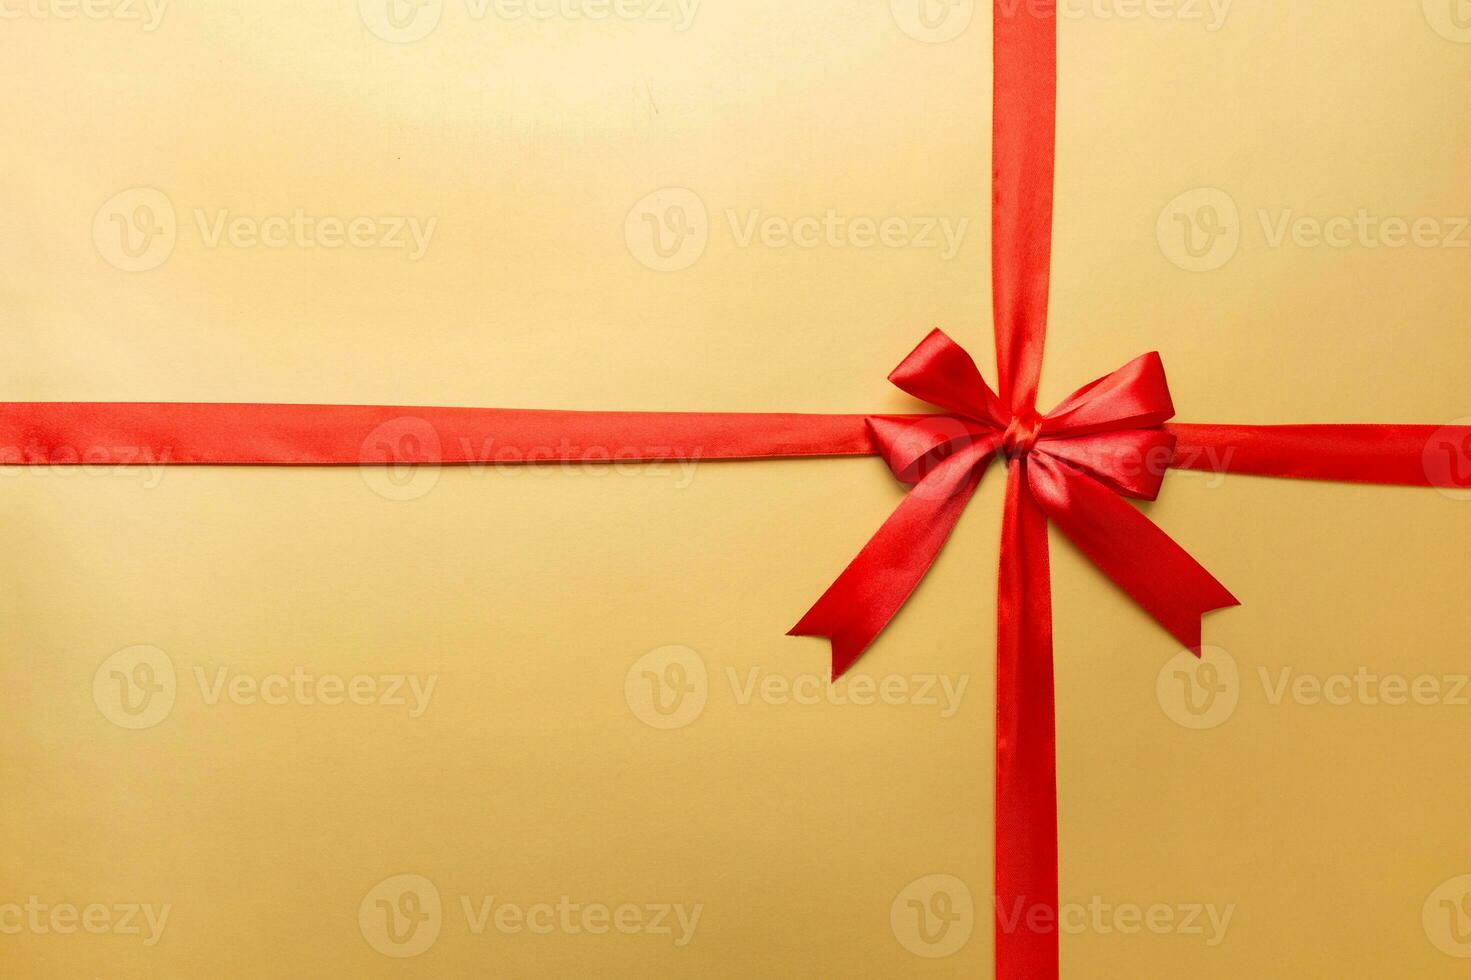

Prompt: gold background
xmin=5 ymin=1 xmax=1471 ymax=976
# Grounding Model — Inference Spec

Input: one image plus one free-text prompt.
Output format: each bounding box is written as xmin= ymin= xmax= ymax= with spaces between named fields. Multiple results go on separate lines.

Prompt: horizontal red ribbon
xmin=1170 ymin=423 xmax=1470 ymax=486
xmin=7 ymin=404 xmax=1461 ymax=482
xmin=0 ymin=403 xmax=874 ymax=465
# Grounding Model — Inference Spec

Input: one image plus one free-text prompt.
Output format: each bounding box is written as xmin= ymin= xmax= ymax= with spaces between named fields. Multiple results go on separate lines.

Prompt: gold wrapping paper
xmin=4 ymin=2 xmax=1471 ymax=975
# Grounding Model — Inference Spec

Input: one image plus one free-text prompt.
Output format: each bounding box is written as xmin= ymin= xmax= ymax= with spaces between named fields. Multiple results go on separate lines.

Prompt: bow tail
xmin=791 ymin=444 xmax=995 ymax=680
xmin=1027 ymin=454 xmax=1239 ymax=652
xmin=995 ymin=460 xmax=1059 ymax=980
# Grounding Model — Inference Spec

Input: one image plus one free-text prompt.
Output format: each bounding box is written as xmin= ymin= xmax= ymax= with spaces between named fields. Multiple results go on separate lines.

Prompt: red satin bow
xmin=791 ymin=328 xmax=1238 ymax=679
xmin=788 ymin=324 xmax=1243 ymax=978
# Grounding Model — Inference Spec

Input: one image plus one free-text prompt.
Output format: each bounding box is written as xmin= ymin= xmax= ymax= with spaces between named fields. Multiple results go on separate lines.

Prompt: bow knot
xmin=1002 ymin=413 xmax=1042 ymax=461
xmin=792 ymin=329 xmax=1237 ymax=679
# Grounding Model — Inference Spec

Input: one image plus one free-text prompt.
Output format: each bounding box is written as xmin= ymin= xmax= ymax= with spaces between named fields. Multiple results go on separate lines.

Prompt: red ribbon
xmin=793 ymin=332 xmax=1238 ymax=675
xmin=4 ymin=3 xmax=1470 ymax=976
xmin=789 ymin=330 xmax=1240 ymax=977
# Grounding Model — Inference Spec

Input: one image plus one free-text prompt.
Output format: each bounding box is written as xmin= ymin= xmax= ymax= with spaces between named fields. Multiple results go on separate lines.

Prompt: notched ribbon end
xmin=786 ymin=619 xmax=870 ymax=683
xmin=1176 ymin=589 xmax=1242 ymax=659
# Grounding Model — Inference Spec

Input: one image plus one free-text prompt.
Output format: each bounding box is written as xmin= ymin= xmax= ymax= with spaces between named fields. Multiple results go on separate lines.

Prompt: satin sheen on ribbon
xmin=788 ymin=330 xmax=1241 ymax=980
xmin=0 ymin=403 xmax=877 ymax=465
xmin=790 ymin=331 xmax=1238 ymax=677
xmin=5 ymin=3 xmax=1471 ymax=977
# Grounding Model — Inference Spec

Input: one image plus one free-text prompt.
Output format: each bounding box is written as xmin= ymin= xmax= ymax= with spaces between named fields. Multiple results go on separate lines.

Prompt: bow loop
xmin=1039 ymin=351 xmax=1175 ymax=439
xmin=1038 ymin=429 xmax=1176 ymax=500
xmin=888 ymin=329 xmax=1009 ymax=427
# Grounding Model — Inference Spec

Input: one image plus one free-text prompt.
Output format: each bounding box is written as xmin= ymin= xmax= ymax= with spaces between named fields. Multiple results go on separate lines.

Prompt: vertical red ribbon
xmin=993 ymin=3 xmax=1060 ymax=977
